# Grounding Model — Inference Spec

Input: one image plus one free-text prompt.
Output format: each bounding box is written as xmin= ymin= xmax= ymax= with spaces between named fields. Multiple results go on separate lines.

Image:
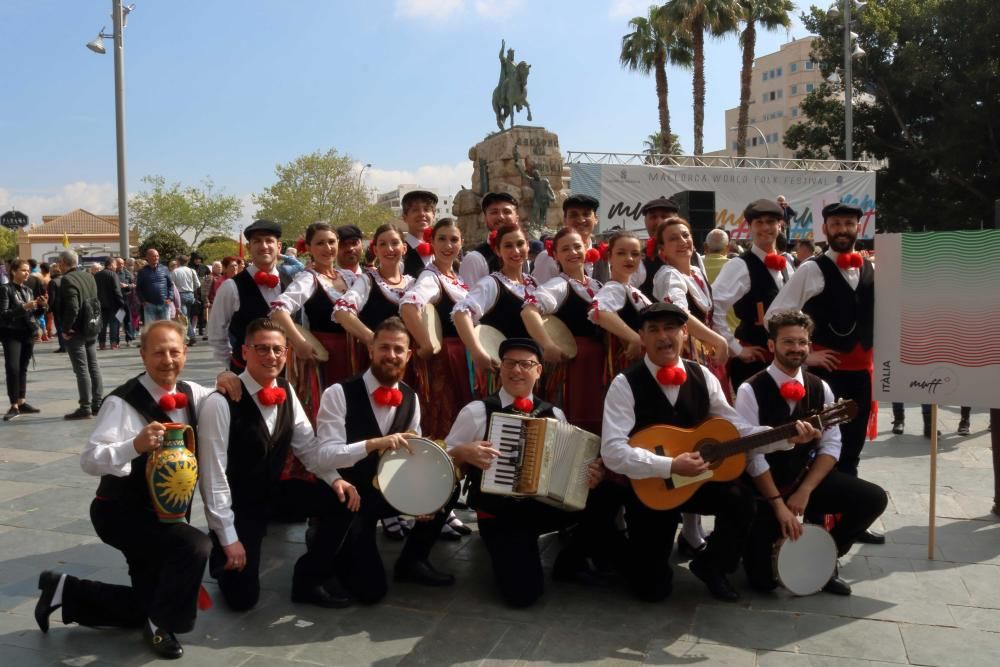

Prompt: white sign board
xmin=570 ymin=163 xmax=876 ymax=240
xmin=874 ymin=231 xmax=1000 ymax=409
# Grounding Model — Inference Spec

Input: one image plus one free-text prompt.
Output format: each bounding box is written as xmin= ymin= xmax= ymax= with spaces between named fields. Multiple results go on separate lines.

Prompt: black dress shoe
xmin=823 ymin=573 xmax=852 ymax=596
xmin=394 ymin=559 xmax=455 ymax=587
xmin=17 ymin=403 xmax=40 ymax=414
xmin=676 ymin=533 xmax=707 ymax=561
xmin=3 ymin=407 xmax=18 ymax=422
xmin=891 ymin=420 xmax=904 ymax=435
xmin=35 ymin=571 xmax=62 ymax=633
xmin=689 ymin=558 xmax=739 ymax=602
xmin=144 ymin=623 xmax=183 ymax=659
xmin=856 ymin=529 xmax=885 ymax=545
xmin=291 ymin=582 xmax=351 ymax=608
xmin=63 ymin=408 xmax=92 ymax=421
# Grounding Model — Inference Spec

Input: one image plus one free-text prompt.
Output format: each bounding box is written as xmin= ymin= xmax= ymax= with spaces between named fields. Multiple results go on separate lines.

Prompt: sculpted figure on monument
xmin=513 ymin=145 xmax=554 ymax=229
xmin=492 ymin=39 xmax=532 ymax=131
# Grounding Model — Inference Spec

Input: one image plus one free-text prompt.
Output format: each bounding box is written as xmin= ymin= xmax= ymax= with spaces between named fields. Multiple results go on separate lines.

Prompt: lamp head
xmin=86 ymin=30 xmax=106 ymax=54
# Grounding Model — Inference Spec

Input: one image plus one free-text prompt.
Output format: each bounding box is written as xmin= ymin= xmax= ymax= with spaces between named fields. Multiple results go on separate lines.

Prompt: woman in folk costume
xmin=651 ymin=216 xmax=731 ymax=559
xmin=270 ymin=222 xmax=358 ymax=422
xmin=334 ymin=223 xmax=416 ymax=370
xmin=453 ymin=223 xmax=537 ymax=396
xmin=589 ymin=230 xmax=652 ymax=381
xmin=399 ymin=218 xmax=473 ymax=439
xmin=521 ymin=227 xmax=606 ymax=435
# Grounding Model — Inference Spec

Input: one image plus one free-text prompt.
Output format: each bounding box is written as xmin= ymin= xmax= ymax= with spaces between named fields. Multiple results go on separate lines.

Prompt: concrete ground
xmin=0 ymin=338 xmax=997 ymax=666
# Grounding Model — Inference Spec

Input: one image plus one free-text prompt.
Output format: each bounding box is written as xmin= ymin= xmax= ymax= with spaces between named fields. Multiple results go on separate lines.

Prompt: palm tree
xmin=735 ymin=0 xmax=793 ymax=156
xmin=663 ymin=0 xmax=741 ymax=155
xmin=643 ymin=131 xmax=684 ymax=160
xmin=620 ymin=6 xmax=693 ymax=155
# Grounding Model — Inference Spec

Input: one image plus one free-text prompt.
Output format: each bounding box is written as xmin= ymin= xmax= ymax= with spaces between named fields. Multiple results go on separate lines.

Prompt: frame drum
xmin=294 ymin=324 xmax=330 ymax=361
xmin=376 ymin=437 xmax=456 ymax=516
xmin=772 ymin=523 xmax=837 ymax=596
xmin=540 ymin=315 xmax=578 ymax=358
xmin=473 ymin=324 xmax=506 ymax=365
xmin=419 ymin=306 xmax=443 ymax=355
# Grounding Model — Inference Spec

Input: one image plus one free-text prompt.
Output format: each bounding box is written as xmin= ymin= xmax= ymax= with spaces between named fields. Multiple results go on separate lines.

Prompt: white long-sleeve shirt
xmin=764 ymin=249 xmax=863 ymax=325
xmin=314 ymin=369 xmax=422 ymax=470
xmin=269 ymin=268 xmax=356 ymax=323
xmin=197 ymin=372 xmax=342 ymax=546
xmin=80 ymin=374 xmax=214 ymax=477
xmin=444 ymin=388 xmax=566 ymax=450
xmin=735 ymin=364 xmax=841 ymax=477
xmin=171 ymin=265 xmax=200 ymax=294
xmin=532 ymin=244 xmax=647 ymax=288
xmin=208 ymin=265 xmax=283 ymax=366
xmin=711 ymin=246 xmax=793 ymax=354
xmin=600 ymin=356 xmax=769 ymax=479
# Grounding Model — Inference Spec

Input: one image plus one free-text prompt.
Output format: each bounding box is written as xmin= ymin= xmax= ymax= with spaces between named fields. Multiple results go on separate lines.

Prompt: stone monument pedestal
xmin=454 ymin=125 xmax=566 ymax=244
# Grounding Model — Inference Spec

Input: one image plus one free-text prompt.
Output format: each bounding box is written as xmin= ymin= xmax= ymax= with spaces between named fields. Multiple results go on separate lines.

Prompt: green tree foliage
xmin=786 ymin=0 xmax=1000 ymax=230
xmin=196 ymin=239 xmax=241 ymax=264
xmin=735 ymin=0 xmax=794 ymax=156
xmin=663 ymin=0 xmax=741 ymax=155
xmin=253 ymin=148 xmax=394 ymax=241
xmin=139 ymin=231 xmax=189 ymax=262
xmin=129 ymin=175 xmax=242 ymax=247
xmin=620 ymin=7 xmax=693 ymax=155
xmin=0 ymin=228 xmax=17 ymax=261
xmin=643 ymin=131 xmax=684 ymax=159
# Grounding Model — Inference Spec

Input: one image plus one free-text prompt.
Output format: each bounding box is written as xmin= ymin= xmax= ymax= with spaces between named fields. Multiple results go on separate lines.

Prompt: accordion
xmin=481 ymin=413 xmax=600 ymax=511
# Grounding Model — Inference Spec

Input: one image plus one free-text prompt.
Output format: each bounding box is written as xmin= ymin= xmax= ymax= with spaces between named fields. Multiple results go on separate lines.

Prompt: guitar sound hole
xmin=696 ymin=440 xmax=720 ymax=464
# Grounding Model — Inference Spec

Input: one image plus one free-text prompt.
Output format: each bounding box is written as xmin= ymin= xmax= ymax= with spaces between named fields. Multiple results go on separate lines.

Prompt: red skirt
xmin=414 ymin=337 xmax=474 ymax=440
xmin=543 ymin=336 xmax=606 ymax=436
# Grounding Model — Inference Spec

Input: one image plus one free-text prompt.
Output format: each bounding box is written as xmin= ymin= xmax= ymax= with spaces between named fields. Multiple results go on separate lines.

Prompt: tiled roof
xmin=34 ymin=209 xmax=120 ymax=235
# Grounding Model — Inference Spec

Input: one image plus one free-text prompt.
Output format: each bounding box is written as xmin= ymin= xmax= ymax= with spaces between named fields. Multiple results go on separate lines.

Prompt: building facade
xmin=376 ymin=185 xmax=454 ymax=221
xmin=15 ymin=209 xmax=138 ymax=263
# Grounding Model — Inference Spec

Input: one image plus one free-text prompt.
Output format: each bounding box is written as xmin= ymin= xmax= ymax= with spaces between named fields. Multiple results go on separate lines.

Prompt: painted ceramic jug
xmin=145 ymin=422 xmax=198 ymax=523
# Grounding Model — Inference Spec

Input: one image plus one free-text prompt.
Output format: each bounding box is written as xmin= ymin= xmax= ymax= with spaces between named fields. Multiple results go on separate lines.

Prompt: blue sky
xmin=0 ymin=0 xmax=809 ymax=228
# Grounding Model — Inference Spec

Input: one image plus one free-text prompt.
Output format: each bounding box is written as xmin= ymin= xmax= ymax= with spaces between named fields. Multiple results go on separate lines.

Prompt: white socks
xmin=681 ymin=513 xmax=706 ymax=548
xmin=51 ymin=574 xmax=67 ymax=607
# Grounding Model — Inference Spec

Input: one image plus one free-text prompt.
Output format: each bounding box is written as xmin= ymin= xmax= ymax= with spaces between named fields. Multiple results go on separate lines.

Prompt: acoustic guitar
xmin=628 ymin=399 xmax=857 ymax=510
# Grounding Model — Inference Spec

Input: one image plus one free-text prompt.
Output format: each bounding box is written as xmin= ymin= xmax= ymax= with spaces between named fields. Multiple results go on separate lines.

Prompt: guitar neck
xmin=707 ymin=416 xmax=818 ymax=462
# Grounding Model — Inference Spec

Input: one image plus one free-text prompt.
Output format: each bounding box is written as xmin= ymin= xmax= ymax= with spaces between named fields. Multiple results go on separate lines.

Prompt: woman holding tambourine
xmin=521 ymin=227 xmax=606 ymax=435
xmin=453 ymin=223 xmax=537 ymax=396
xmin=589 ymin=230 xmax=652 ymax=382
xmin=399 ymin=218 xmax=472 ymax=439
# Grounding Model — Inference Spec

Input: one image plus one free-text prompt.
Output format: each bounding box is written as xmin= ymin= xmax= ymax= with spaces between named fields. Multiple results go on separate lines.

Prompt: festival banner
xmin=874 ymin=231 xmax=1000 ymax=409
xmin=570 ymin=163 xmax=876 ymax=240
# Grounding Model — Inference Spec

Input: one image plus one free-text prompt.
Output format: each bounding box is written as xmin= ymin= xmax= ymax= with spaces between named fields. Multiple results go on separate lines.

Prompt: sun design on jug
xmin=155 ymin=459 xmax=198 ymax=508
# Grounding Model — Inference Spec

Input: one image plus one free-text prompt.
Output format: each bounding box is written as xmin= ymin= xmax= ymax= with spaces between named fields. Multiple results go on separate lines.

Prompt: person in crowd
xmin=399 ymin=190 xmax=438 ymax=278
xmin=458 ymin=192 xmax=520 ymax=287
xmin=1 ymin=258 xmax=46 ymax=420
xmin=136 ymin=249 xmax=176 ymax=323
xmin=589 ymin=230 xmax=651 ymax=378
xmin=171 ymin=255 xmax=201 ymax=346
xmin=335 ymin=224 xmax=365 ymax=277
xmin=56 ymin=250 xmax=103 ymax=420
xmin=638 ymin=196 xmax=681 ymax=300
xmin=95 ymin=261 xmax=126 ymax=350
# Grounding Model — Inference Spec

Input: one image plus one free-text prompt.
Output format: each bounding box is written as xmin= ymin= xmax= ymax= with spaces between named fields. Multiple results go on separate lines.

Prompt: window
xmin=790 ymin=84 xmax=798 ymax=95
xmin=763 ymin=93 xmax=769 ymax=103
xmin=769 ymin=91 xmax=776 ymax=101
xmin=763 ymin=71 xmax=769 ymax=81
xmin=791 ymin=62 xmax=798 ymax=73
xmin=777 ymin=89 xmax=783 ymax=99
xmin=806 ymin=83 xmax=815 ymax=93
xmin=805 ymin=61 xmax=814 ymax=70
xmin=791 ymin=107 xmax=799 ymax=118
xmin=770 ymin=68 xmax=776 ymax=78
xmin=777 ymin=66 xmax=782 ymax=77
xmin=751 ymin=137 xmax=759 ymax=146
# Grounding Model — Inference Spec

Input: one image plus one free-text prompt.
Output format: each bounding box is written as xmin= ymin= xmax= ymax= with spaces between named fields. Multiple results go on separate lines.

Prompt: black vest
xmin=480 ymin=276 xmax=530 ymax=339
xmin=302 ymin=274 xmax=345 ymax=334
xmin=222 ymin=377 xmax=295 ymax=511
xmin=228 ymin=270 xmax=290 ymax=367
xmin=803 ymin=255 xmax=874 ymax=352
xmin=403 ymin=243 xmax=426 ymax=279
xmin=556 ymin=283 xmax=601 ymax=338
xmin=747 ymin=370 xmax=825 ymax=489
xmin=338 ymin=374 xmax=417 ymax=488
xmin=617 ymin=288 xmax=645 ymax=332
xmin=358 ymin=273 xmax=401 ymax=331
xmin=466 ymin=393 xmax=557 ymax=514
xmin=624 ymin=359 xmax=708 ymax=435
xmin=639 ymin=255 xmax=663 ymax=301
xmin=475 ymin=242 xmax=502 ymax=274
xmin=733 ymin=251 xmax=787 ymax=347
xmin=433 ymin=282 xmax=459 ymax=339
xmin=96 ymin=376 xmax=197 ymax=509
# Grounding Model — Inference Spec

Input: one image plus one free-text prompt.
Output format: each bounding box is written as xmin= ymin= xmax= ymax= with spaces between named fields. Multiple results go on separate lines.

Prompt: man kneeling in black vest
xmin=198 ymin=317 xmax=361 ymax=611
xmin=736 ymin=310 xmax=887 ymax=595
xmin=35 ymin=319 xmax=241 ymax=659
xmin=445 ymin=337 xmax=613 ymax=608
xmin=315 ymin=316 xmax=454 ymax=604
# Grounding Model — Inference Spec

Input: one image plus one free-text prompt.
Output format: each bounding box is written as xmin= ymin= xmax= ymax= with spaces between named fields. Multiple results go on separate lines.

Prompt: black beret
xmin=743 ymin=198 xmax=784 ymax=222
xmin=562 ymin=194 xmax=600 ymax=213
xmin=640 ymin=197 xmax=680 ymax=216
xmin=401 ymin=190 xmax=438 ymax=208
xmin=244 ymin=219 xmax=282 ymax=240
xmin=481 ymin=191 xmax=519 ymax=212
xmin=637 ymin=302 xmax=689 ymax=327
xmin=821 ymin=201 xmax=864 ymax=220
xmin=498 ymin=337 xmax=542 ymax=361
xmin=335 ymin=224 xmax=364 ymax=242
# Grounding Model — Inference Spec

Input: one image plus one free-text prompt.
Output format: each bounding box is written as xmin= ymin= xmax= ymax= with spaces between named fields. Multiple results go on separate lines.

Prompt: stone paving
xmin=0 ymin=339 xmax=997 ymax=666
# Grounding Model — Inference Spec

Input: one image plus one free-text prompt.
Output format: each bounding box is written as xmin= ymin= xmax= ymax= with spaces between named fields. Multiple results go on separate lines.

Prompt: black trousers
xmin=209 ymin=479 xmax=353 ymax=611
xmin=743 ymin=470 xmax=888 ymax=592
xmin=812 ymin=368 xmax=871 ymax=476
xmin=1 ymin=332 xmax=33 ymax=405
xmin=324 ymin=483 xmax=451 ymax=605
xmin=728 ymin=356 xmax=768 ymax=392
xmin=59 ymin=498 xmax=211 ymax=634
xmin=622 ymin=480 xmax=755 ymax=602
xmin=477 ymin=481 xmax=626 ymax=608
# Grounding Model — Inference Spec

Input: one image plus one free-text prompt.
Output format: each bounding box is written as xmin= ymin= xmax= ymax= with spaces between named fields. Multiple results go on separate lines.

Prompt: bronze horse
xmin=493 ymin=61 xmax=532 ymax=131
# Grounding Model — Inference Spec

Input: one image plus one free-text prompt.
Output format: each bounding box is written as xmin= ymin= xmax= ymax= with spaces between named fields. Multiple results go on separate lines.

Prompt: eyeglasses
xmin=501 ymin=359 xmax=540 ymax=371
xmin=250 ymin=344 xmax=287 ymax=357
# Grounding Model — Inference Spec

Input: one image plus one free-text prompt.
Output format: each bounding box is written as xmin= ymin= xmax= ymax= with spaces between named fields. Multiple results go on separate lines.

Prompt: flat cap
xmin=498 ymin=337 xmax=542 ymax=361
xmin=821 ymin=201 xmax=864 ymax=220
xmin=743 ymin=198 xmax=784 ymax=222
xmin=637 ymin=302 xmax=689 ymax=327
xmin=244 ymin=219 xmax=282 ymax=240
xmin=640 ymin=197 xmax=680 ymax=216
xmin=481 ymin=191 xmax=519 ymax=212
xmin=336 ymin=224 xmax=364 ymax=242
xmin=562 ymin=194 xmax=600 ymax=213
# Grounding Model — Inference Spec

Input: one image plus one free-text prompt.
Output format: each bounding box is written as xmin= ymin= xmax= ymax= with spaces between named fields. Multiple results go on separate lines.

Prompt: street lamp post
xmin=730 ymin=125 xmax=770 ymax=158
xmin=356 ymin=163 xmax=371 ymax=218
xmin=842 ymin=0 xmax=854 ymax=161
xmin=87 ymin=1 xmax=132 ymax=259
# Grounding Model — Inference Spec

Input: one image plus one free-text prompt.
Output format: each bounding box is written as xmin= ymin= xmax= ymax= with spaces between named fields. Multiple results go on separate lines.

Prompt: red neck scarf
xmin=764 ymin=252 xmax=787 ymax=271
xmin=258 ymin=386 xmax=287 ymax=406
xmin=656 ymin=364 xmax=687 ymax=386
xmin=512 ymin=396 xmax=534 ymax=413
xmin=158 ymin=392 xmax=188 ymax=412
xmin=779 ymin=380 xmax=806 ymax=401
xmin=254 ymin=270 xmax=280 ymax=289
xmin=836 ymin=252 xmax=863 ymax=269
xmin=373 ymin=386 xmax=403 ymax=407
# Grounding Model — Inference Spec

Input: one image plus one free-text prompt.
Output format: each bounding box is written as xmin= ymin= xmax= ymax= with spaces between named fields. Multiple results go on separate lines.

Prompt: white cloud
xmin=0 ymin=182 xmax=118 ymax=229
xmin=363 ymin=161 xmax=474 ymax=198
xmin=395 ymin=0 xmax=464 ymax=20
xmin=608 ymin=0 xmax=650 ymax=20
xmin=474 ymin=0 xmax=524 ymax=20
